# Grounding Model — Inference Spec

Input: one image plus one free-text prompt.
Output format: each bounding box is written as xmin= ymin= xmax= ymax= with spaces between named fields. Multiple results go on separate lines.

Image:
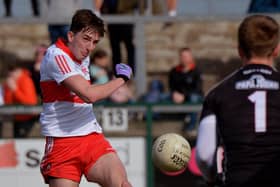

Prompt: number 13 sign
xmin=102 ymin=108 xmax=128 ymax=132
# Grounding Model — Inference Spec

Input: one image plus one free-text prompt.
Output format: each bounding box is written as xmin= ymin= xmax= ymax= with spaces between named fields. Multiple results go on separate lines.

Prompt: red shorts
xmin=40 ymin=133 xmax=115 ymax=183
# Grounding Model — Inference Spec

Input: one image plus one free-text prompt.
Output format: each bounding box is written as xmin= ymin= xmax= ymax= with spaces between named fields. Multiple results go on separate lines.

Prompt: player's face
xmin=68 ymin=29 xmax=100 ymax=61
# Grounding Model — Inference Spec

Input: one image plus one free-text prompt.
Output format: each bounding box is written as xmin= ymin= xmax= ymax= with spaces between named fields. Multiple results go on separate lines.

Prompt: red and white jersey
xmin=39 ymin=38 xmax=102 ymax=137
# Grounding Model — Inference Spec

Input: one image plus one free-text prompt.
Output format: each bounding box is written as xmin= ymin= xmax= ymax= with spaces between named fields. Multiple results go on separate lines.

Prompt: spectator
xmin=3 ymin=62 xmax=38 ymax=138
xmin=139 ymin=79 xmax=169 ymax=119
xmin=248 ymin=0 xmax=280 ymax=13
xmin=0 ymin=84 xmax=2 ymax=137
xmin=151 ymin=0 xmax=177 ymax=16
xmin=89 ymin=49 xmax=111 ymax=104
xmin=94 ymin=0 xmax=137 ymax=74
xmin=140 ymin=79 xmax=168 ymax=104
xmin=151 ymin=0 xmax=177 ymax=29
xmin=166 ymin=0 xmax=177 ymax=16
xmin=29 ymin=43 xmax=48 ymax=100
xmin=90 ymin=49 xmax=111 ymax=85
xmin=168 ymin=47 xmax=203 ymax=137
xmin=3 ymin=0 xmax=40 ymax=17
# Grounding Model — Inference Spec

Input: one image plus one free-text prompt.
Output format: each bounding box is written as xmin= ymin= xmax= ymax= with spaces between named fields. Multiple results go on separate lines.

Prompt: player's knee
xmin=121 ymin=180 xmax=132 ymax=187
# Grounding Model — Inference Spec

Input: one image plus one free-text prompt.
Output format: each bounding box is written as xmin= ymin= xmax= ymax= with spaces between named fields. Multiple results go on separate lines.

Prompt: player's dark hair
xmin=70 ymin=9 xmax=105 ymax=37
xmin=238 ymin=15 xmax=280 ymax=59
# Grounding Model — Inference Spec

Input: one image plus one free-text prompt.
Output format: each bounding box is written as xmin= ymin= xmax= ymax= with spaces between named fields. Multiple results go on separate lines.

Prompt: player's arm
xmin=196 ymin=114 xmax=217 ymax=183
xmin=62 ymin=63 xmax=132 ymax=103
xmin=63 ymin=75 xmax=125 ymax=103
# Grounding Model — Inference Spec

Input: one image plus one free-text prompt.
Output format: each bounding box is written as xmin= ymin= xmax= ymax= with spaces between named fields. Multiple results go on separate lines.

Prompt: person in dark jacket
xmin=168 ymin=47 xmax=203 ymax=137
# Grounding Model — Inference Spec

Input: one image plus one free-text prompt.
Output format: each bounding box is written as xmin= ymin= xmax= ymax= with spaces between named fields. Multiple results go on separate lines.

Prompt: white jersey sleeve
xmin=196 ymin=114 xmax=217 ymax=182
xmin=45 ymin=48 xmax=80 ymax=83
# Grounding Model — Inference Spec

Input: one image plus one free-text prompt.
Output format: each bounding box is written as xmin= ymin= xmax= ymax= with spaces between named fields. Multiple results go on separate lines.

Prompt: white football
xmin=152 ymin=133 xmax=191 ymax=175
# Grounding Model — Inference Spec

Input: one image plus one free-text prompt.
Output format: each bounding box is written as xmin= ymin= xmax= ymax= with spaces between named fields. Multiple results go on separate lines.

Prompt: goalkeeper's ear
xmin=272 ymin=44 xmax=280 ymax=58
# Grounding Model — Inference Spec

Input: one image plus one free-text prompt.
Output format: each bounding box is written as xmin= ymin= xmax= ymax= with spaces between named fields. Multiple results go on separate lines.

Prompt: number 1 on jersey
xmin=248 ymin=91 xmax=267 ymax=133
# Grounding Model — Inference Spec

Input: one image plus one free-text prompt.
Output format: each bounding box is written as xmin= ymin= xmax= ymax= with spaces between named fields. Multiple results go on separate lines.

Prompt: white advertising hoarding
xmin=0 ymin=137 xmax=146 ymax=187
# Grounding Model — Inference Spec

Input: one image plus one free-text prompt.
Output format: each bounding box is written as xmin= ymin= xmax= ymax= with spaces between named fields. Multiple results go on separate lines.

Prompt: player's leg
xmin=85 ymin=152 xmax=132 ymax=187
xmin=40 ymin=137 xmax=85 ymax=187
xmin=49 ymin=178 xmax=79 ymax=187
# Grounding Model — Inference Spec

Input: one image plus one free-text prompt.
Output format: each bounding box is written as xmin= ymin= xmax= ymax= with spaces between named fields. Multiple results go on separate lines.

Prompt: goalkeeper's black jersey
xmin=200 ymin=64 xmax=280 ymax=187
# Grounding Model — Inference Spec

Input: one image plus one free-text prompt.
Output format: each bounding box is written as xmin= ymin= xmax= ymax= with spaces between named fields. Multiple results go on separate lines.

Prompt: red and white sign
xmin=0 ymin=138 xmax=145 ymax=187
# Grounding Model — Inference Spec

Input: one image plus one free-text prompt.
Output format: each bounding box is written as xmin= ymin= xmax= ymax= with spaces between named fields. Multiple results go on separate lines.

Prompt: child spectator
xmin=90 ymin=49 xmax=111 ymax=85
xmin=3 ymin=62 xmax=38 ymax=137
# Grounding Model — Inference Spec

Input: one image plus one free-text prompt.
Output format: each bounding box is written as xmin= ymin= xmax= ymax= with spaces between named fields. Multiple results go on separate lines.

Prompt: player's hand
xmin=115 ymin=63 xmax=132 ymax=82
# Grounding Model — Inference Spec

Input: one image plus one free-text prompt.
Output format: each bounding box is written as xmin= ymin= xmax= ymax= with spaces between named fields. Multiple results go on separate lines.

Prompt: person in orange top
xmin=3 ymin=63 xmax=37 ymax=138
